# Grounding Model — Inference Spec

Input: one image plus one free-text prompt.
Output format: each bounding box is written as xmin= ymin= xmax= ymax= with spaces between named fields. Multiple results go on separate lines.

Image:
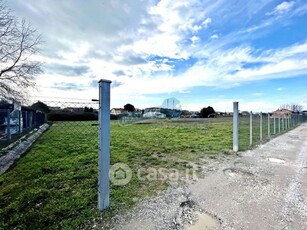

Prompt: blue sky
xmin=7 ymin=0 xmax=307 ymax=112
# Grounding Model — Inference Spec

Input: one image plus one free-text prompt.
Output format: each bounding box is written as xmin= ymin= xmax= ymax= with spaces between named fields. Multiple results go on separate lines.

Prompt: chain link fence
xmin=0 ymin=99 xmax=99 ymax=174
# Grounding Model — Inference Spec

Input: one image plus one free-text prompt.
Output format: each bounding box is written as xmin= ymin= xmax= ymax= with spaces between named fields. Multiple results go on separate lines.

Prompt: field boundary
xmin=0 ymin=124 xmax=49 ymax=175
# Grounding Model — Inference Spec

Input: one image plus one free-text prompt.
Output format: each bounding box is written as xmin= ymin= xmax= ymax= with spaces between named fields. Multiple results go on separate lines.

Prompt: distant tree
xmin=84 ymin=107 xmax=94 ymax=112
xmin=200 ymin=106 xmax=215 ymax=118
xmin=30 ymin=101 xmax=50 ymax=113
xmin=181 ymin=110 xmax=191 ymax=116
xmin=0 ymin=0 xmax=42 ymax=101
xmin=124 ymin=103 xmax=135 ymax=112
xmin=0 ymin=99 xmax=9 ymax=105
xmin=280 ymin=104 xmax=303 ymax=113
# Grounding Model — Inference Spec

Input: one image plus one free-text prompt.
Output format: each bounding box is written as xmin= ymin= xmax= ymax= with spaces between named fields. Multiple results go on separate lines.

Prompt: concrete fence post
xmin=268 ymin=113 xmax=270 ymax=138
xmin=233 ymin=102 xmax=239 ymax=152
xmin=18 ymin=110 xmax=22 ymax=136
xmin=25 ymin=112 xmax=28 ymax=130
xmin=288 ymin=116 xmax=290 ymax=129
xmin=274 ymin=115 xmax=276 ymax=134
xmin=98 ymin=79 xmax=112 ymax=211
xmin=250 ymin=111 xmax=253 ymax=146
xmin=7 ymin=109 xmax=11 ymax=141
xmin=29 ymin=111 xmax=33 ymax=130
xmin=260 ymin=112 xmax=263 ymax=142
xmin=278 ymin=116 xmax=281 ymax=133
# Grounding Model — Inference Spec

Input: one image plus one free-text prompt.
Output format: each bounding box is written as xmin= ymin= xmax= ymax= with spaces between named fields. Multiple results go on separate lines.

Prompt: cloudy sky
xmin=7 ymin=0 xmax=307 ymax=112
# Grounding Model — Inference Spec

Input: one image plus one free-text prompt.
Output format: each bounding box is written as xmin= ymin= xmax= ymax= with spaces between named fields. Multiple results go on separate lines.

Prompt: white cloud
xmin=5 ymin=0 xmax=307 ymax=112
xmin=277 ymin=87 xmax=284 ymax=91
xmin=275 ymin=1 xmax=295 ymax=12
xmin=252 ymin=93 xmax=264 ymax=96
xmin=191 ymin=36 xmax=200 ymax=44
xmin=202 ymin=17 xmax=212 ymax=27
xmin=267 ymin=1 xmax=295 ymax=15
xmin=210 ymin=34 xmax=219 ymax=39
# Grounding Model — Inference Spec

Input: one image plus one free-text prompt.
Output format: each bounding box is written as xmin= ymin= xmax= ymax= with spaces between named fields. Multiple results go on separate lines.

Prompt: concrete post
xmin=7 ymin=109 xmax=11 ymax=141
xmin=288 ymin=116 xmax=290 ymax=129
xmin=98 ymin=79 xmax=112 ymax=210
xmin=250 ymin=111 xmax=253 ymax=146
xmin=233 ymin=102 xmax=239 ymax=152
xmin=274 ymin=115 xmax=276 ymax=134
xmin=18 ymin=110 xmax=22 ymax=136
xmin=268 ymin=113 xmax=270 ymax=138
xmin=260 ymin=112 xmax=262 ymax=142
xmin=278 ymin=116 xmax=281 ymax=133
xmin=29 ymin=111 xmax=33 ymax=130
xmin=25 ymin=112 xmax=28 ymax=130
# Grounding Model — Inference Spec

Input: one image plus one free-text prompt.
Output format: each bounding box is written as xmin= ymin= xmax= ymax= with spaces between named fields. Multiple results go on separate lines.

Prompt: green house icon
xmin=114 ymin=167 xmax=127 ymax=180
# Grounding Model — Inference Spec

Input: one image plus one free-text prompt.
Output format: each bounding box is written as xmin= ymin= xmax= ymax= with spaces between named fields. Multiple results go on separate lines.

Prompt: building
xmin=110 ymin=108 xmax=125 ymax=115
xmin=240 ymin=111 xmax=250 ymax=116
xmin=271 ymin=109 xmax=293 ymax=118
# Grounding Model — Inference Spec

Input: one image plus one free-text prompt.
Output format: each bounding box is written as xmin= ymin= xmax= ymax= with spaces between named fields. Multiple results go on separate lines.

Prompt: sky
xmin=7 ymin=0 xmax=307 ymax=112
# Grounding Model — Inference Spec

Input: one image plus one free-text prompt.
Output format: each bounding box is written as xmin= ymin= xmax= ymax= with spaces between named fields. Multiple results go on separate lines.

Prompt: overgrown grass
xmin=1 ymin=118 xmax=233 ymax=229
xmin=239 ymin=114 xmax=304 ymax=150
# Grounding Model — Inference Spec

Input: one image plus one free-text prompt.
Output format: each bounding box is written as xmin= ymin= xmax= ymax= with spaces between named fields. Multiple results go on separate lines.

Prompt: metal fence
xmin=235 ymin=105 xmax=307 ymax=151
xmin=0 ymin=107 xmax=45 ymax=143
xmin=0 ymin=99 xmax=99 ymax=175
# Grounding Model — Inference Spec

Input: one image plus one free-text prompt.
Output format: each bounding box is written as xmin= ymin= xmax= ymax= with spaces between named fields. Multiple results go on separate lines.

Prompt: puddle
xmin=223 ymin=168 xmax=253 ymax=178
xmin=185 ymin=211 xmax=219 ymax=230
xmin=268 ymin=158 xmax=285 ymax=164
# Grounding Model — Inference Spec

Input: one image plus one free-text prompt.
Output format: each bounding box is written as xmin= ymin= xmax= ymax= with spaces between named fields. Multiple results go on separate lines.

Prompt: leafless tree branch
xmin=280 ymin=103 xmax=303 ymax=113
xmin=0 ymin=0 xmax=42 ymax=102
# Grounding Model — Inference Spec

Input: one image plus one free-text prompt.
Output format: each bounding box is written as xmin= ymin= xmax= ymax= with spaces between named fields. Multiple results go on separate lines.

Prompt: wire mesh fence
xmin=239 ymin=112 xmax=307 ymax=151
xmin=0 ymin=99 xmax=99 ymax=174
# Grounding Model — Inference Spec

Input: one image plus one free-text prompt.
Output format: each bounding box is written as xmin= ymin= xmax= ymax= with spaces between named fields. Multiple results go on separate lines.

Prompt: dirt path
xmin=111 ymin=123 xmax=307 ymax=230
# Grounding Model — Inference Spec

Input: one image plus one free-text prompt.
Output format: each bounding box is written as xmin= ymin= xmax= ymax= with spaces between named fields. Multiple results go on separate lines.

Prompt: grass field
xmin=0 ymin=116 xmax=301 ymax=229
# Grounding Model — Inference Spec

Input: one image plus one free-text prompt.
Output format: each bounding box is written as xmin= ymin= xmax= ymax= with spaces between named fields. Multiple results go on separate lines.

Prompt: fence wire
xmin=0 ymin=99 xmax=99 ymax=173
xmin=239 ymin=112 xmax=307 ymax=151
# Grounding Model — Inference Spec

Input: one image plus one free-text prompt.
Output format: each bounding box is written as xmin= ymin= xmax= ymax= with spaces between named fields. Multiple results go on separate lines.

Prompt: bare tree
xmin=280 ymin=103 xmax=303 ymax=113
xmin=0 ymin=0 xmax=42 ymax=101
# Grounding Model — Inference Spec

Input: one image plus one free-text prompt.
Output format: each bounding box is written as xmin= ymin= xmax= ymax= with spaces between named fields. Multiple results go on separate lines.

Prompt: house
xmin=144 ymin=107 xmax=161 ymax=113
xmin=215 ymin=111 xmax=227 ymax=117
xmin=110 ymin=108 xmax=125 ymax=115
xmin=271 ymin=109 xmax=293 ymax=118
xmin=143 ymin=111 xmax=166 ymax=119
xmin=241 ymin=111 xmax=250 ymax=116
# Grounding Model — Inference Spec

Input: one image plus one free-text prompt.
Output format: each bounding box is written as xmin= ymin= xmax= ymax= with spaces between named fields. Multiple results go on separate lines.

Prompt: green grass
xmin=0 ymin=118 xmax=245 ymax=228
xmin=1 ymin=115 xmax=305 ymax=228
xmin=239 ymin=114 xmax=304 ymax=150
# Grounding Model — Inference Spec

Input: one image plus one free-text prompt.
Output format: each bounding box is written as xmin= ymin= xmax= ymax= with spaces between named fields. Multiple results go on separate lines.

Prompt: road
xmin=112 ymin=123 xmax=307 ymax=230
